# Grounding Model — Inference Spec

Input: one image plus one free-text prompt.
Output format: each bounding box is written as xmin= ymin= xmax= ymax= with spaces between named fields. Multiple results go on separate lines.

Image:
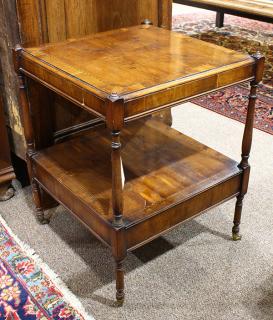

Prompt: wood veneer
xmin=19 ymin=25 xmax=255 ymax=122
xmin=32 ymin=118 xmax=242 ymax=229
xmin=22 ymin=26 xmax=252 ymax=96
xmin=14 ymin=25 xmax=265 ymax=304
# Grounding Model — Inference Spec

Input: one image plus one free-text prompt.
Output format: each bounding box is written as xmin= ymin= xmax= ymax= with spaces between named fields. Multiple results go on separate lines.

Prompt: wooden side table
xmin=14 ymin=25 xmax=264 ymax=304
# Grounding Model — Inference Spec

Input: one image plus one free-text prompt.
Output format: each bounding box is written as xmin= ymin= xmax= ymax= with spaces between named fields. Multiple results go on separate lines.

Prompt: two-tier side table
xmin=14 ymin=25 xmax=264 ymax=305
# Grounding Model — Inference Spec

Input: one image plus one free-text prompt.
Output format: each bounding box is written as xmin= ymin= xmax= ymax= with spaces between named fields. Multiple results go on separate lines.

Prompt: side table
xmin=14 ymin=25 xmax=264 ymax=304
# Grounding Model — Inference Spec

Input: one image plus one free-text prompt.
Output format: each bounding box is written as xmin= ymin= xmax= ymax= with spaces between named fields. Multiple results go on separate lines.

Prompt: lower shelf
xmin=33 ymin=118 xmax=242 ymax=248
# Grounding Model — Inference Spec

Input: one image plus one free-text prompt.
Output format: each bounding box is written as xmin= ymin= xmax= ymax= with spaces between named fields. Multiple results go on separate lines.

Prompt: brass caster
xmin=36 ymin=210 xmax=50 ymax=225
xmin=115 ymin=298 xmax=124 ymax=307
xmin=232 ymin=233 xmax=242 ymax=241
xmin=38 ymin=218 xmax=50 ymax=225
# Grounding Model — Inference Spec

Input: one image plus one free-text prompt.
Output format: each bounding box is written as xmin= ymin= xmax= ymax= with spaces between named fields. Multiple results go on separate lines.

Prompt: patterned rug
xmin=173 ymin=13 xmax=273 ymax=135
xmin=0 ymin=215 xmax=93 ymax=320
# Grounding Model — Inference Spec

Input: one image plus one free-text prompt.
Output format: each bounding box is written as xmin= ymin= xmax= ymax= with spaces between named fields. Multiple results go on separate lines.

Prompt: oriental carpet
xmin=0 ymin=215 xmax=93 ymax=320
xmin=173 ymin=13 xmax=273 ymax=135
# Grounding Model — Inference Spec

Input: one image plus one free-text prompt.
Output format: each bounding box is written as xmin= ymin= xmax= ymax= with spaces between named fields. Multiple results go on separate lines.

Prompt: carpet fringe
xmin=0 ymin=214 xmax=95 ymax=320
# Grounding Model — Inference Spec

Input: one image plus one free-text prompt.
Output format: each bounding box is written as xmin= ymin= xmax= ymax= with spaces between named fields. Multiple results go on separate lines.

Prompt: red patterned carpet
xmin=173 ymin=13 xmax=273 ymax=135
xmin=0 ymin=216 xmax=92 ymax=320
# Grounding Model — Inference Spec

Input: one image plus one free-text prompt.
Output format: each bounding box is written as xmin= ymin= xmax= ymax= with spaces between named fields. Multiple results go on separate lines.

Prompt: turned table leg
xmin=19 ymin=74 xmax=49 ymax=224
xmin=233 ymin=195 xmax=244 ymax=241
xmin=111 ymin=130 xmax=124 ymax=227
xmin=32 ymin=180 xmax=50 ymax=224
xmin=107 ymin=94 xmax=127 ymax=304
xmin=14 ymin=47 xmax=50 ymax=224
xmin=232 ymin=52 xmax=265 ymax=241
xmin=115 ymin=259 xmax=125 ymax=305
xmin=111 ymin=129 xmax=126 ymax=305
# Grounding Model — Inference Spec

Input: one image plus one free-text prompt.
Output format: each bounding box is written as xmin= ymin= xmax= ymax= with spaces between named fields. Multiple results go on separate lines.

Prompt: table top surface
xmin=33 ymin=118 xmax=240 ymax=226
xmin=23 ymin=25 xmax=253 ymax=100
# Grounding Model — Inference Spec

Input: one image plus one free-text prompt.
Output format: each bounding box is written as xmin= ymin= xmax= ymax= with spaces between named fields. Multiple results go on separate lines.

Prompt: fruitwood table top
xmin=19 ymin=25 xmax=255 ymax=123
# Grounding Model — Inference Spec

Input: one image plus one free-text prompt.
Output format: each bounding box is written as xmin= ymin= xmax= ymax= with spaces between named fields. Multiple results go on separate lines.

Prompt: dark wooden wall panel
xmin=0 ymin=0 xmax=25 ymax=158
xmin=16 ymin=0 xmax=46 ymax=46
xmin=63 ymin=0 xmax=98 ymax=38
xmin=45 ymin=0 xmax=67 ymax=43
xmin=18 ymin=0 xmax=164 ymax=46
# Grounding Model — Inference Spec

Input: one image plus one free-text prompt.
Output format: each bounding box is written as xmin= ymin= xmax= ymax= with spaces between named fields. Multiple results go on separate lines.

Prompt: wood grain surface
xmin=19 ymin=25 xmax=255 ymax=124
xmin=23 ymin=26 xmax=253 ymax=97
xmin=33 ymin=118 xmax=241 ymax=226
xmin=17 ymin=0 xmax=163 ymax=47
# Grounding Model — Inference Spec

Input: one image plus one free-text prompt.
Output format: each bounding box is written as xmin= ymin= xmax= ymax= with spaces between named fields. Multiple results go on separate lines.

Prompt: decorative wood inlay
xmin=15 ymin=21 xmax=264 ymax=303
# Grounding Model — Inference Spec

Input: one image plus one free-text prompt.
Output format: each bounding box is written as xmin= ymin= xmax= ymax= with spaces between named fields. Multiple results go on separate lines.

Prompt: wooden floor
xmin=33 ymin=118 xmax=241 ymax=227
